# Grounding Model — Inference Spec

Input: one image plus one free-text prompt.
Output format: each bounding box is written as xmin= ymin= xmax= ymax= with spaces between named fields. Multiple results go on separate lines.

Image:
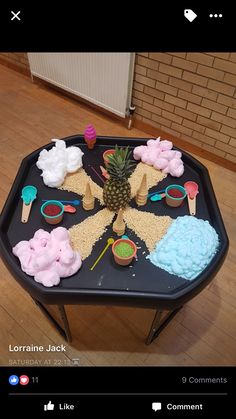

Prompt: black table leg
xmin=32 ymin=298 xmax=72 ymax=342
xmin=58 ymin=305 xmax=72 ymax=342
xmin=146 ymin=306 xmax=183 ymax=345
xmin=32 ymin=296 xmax=181 ymax=345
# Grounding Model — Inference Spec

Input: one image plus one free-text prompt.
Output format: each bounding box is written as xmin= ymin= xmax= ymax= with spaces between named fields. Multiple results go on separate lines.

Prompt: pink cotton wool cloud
xmin=12 ymin=227 xmax=82 ymax=287
xmin=133 ymin=137 xmax=184 ymax=177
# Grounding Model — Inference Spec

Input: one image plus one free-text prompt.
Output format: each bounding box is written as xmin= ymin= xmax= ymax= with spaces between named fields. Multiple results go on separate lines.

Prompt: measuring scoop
xmin=21 ymin=185 xmax=37 ymax=223
xmin=184 ymin=181 xmax=199 ymax=216
xmin=63 ymin=205 xmax=76 ymax=213
xmin=100 ymin=165 xmax=110 ymax=180
xmin=148 ymin=189 xmax=166 ymax=199
xmin=90 ymin=237 xmax=115 ymax=271
xmin=42 ymin=199 xmax=80 ymax=206
xmin=150 ymin=193 xmax=166 ymax=202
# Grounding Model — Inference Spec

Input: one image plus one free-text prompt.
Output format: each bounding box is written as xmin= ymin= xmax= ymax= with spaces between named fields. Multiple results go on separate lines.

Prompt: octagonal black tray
xmin=0 ymin=135 xmax=229 ymax=310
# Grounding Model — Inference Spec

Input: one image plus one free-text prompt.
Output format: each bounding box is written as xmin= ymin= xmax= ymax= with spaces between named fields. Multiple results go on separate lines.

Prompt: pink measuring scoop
xmin=184 ymin=181 xmax=199 ymax=215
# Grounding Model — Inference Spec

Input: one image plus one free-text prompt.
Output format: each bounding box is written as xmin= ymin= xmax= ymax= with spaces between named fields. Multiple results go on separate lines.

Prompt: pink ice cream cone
xmin=84 ymin=124 xmax=97 ymax=149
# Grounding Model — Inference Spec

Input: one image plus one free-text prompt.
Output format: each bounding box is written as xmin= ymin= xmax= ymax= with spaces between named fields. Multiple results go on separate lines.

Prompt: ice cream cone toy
xmin=112 ymin=208 xmax=126 ymax=236
xmin=135 ymin=174 xmax=148 ymax=206
xmin=82 ymin=182 xmax=95 ymax=210
xmin=21 ymin=185 xmax=37 ymax=223
xmin=184 ymin=181 xmax=199 ymax=216
xmin=84 ymin=124 xmax=96 ymax=149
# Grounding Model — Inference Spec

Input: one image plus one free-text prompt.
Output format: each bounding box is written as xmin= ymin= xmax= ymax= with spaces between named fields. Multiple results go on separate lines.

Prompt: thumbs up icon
xmin=44 ymin=401 xmax=54 ymax=411
xmin=9 ymin=375 xmax=19 ymax=385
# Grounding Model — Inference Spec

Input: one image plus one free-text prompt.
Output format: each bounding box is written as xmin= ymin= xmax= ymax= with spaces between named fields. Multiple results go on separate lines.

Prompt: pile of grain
xmin=69 ymin=208 xmax=114 ymax=260
xmin=59 ymin=168 xmax=104 ymax=204
xmin=123 ymin=207 xmax=172 ymax=252
xmin=129 ymin=162 xmax=166 ymax=198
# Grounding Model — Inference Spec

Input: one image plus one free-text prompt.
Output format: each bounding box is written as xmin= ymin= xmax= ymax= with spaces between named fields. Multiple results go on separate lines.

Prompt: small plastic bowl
xmin=41 ymin=200 xmax=64 ymax=225
xmin=112 ymin=238 xmax=137 ymax=266
xmin=165 ymin=185 xmax=186 ymax=208
xmin=103 ymin=149 xmax=115 ymax=166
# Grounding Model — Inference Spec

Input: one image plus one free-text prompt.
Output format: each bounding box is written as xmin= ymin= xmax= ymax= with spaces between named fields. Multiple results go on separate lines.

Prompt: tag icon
xmin=184 ymin=9 xmax=197 ymax=22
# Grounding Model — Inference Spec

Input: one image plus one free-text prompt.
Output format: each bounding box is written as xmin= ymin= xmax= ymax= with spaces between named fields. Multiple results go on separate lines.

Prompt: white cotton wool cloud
xmin=36 ymin=139 xmax=84 ymax=187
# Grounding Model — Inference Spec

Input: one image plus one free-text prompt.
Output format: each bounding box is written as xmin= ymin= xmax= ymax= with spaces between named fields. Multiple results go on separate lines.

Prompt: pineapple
xmin=103 ymin=145 xmax=135 ymax=212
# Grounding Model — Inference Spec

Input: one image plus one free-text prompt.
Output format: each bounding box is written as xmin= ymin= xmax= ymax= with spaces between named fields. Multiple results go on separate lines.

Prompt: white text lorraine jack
xmin=9 ymin=344 xmax=66 ymax=352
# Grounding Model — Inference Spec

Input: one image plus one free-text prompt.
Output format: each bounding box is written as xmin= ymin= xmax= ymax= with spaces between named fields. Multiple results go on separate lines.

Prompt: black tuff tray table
xmin=0 ymin=135 xmax=229 ymax=311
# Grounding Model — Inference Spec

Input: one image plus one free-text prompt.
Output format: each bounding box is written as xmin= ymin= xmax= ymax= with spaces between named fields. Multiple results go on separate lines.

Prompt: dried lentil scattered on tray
xmin=123 ymin=208 xmax=172 ymax=252
xmin=129 ymin=162 xmax=166 ymax=198
xmin=59 ymin=168 xmax=104 ymax=204
xmin=69 ymin=208 xmax=114 ymax=260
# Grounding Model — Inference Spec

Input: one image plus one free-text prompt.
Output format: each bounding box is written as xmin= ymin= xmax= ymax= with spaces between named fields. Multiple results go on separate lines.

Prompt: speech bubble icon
xmin=152 ymin=402 xmax=162 ymax=411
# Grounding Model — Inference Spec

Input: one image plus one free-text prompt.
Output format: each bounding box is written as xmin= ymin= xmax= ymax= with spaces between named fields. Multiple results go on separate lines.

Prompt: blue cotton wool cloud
xmin=147 ymin=216 xmax=219 ymax=280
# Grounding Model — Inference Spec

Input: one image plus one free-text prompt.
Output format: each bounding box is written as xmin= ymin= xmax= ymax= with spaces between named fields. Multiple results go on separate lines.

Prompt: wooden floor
xmin=0 ymin=64 xmax=235 ymax=366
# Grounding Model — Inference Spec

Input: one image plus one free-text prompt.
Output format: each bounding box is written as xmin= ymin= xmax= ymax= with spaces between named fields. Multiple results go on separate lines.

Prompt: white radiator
xmin=27 ymin=53 xmax=135 ymax=118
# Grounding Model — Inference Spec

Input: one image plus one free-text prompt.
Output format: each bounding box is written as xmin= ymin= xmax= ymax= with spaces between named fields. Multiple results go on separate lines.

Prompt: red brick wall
xmin=1 ymin=52 xmax=236 ymax=163
xmin=132 ymin=53 xmax=236 ymax=163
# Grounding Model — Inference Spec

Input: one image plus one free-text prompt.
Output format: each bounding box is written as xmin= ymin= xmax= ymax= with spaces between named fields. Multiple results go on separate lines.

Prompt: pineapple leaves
xmin=106 ymin=145 xmax=136 ymax=181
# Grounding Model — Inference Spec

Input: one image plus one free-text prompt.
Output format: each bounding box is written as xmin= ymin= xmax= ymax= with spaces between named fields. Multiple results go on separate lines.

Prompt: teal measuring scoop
xmin=21 ymin=185 xmax=37 ymax=223
xmin=21 ymin=185 xmax=37 ymax=205
xmin=150 ymin=194 xmax=164 ymax=202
